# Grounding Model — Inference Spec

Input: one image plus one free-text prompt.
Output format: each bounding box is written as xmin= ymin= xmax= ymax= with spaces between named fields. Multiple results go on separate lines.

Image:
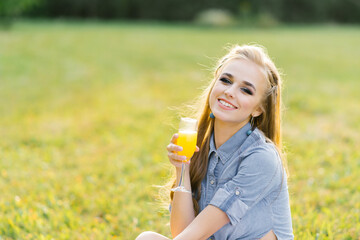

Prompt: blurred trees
xmin=19 ymin=0 xmax=360 ymax=23
xmin=0 ymin=0 xmax=40 ymax=27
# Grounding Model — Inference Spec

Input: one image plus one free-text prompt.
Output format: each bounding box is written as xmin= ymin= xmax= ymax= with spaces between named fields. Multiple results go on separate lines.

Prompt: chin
xmin=213 ymin=113 xmax=235 ymax=123
xmin=214 ymin=112 xmax=247 ymax=125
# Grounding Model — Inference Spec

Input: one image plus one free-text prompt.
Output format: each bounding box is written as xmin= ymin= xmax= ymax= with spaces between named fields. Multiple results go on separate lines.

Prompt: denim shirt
xmin=199 ymin=123 xmax=294 ymax=240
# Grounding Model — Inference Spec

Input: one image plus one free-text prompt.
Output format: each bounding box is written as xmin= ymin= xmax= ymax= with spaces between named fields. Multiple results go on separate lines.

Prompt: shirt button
xmin=235 ymin=190 xmax=240 ymax=195
xmin=210 ymin=180 xmax=215 ymax=185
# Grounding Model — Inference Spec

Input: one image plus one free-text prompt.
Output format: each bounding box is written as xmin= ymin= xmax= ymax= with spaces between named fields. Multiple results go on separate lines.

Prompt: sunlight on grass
xmin=0 ymin=21 xmax=359 ymax=239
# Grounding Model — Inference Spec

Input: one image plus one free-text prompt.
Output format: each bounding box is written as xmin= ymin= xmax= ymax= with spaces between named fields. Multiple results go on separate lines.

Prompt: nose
xmin=224 ymin=85 xmax=235 ymax=98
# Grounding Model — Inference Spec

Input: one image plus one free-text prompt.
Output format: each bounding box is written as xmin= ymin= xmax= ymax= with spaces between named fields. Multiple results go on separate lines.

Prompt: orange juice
xmin=177 ymin=130 xmax=197 ymax=161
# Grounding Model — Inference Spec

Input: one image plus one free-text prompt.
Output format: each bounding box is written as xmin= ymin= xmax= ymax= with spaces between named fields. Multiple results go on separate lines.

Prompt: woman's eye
xmin=220 ymin=78 xmax=231 ymax=84
xmin=241 ymin=88 xmax=253 ymax=95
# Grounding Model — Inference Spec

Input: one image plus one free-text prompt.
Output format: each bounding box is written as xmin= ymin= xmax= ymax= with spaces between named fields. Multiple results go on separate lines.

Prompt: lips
xmin=218 ymin=98 xmax=237 ymax=109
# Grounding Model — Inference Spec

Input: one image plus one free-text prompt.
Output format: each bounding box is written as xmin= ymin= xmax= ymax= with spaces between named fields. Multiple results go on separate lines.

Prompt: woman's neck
xmin=213 ymin=119 xmax=248 ymax=149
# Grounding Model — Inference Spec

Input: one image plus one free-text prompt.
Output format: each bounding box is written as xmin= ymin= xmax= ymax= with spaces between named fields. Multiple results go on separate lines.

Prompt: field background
xmin=0 ymin=21 xmax=359 ymax=239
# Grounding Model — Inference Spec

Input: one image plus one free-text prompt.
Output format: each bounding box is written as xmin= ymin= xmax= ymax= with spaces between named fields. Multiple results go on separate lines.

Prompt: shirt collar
xmin=209 ymin=133 xmax=217 ymax=158
xmin=208 ymin=122 xmax=252 ymax=164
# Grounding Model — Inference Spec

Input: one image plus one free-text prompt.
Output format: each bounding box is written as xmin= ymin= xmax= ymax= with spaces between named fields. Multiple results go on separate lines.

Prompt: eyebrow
xmin=221 ymin=73 xmax=257 ymax=92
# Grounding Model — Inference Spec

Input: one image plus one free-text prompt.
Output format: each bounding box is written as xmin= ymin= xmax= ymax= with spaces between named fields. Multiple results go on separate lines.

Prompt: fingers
xmin=170 ymin=133 xmax=179 ymax=144
xmin=167 ymin=152 xmax=187 ymax=162
xmin=168 ymin=151 xmax=187 ymax=169
xmin=167 ymin=133 xmax=200 ymax=169
xmin=167 ymin=133 xmax=187 ymax=167
xmin=166 ymin=143 xmax=183 ymax=153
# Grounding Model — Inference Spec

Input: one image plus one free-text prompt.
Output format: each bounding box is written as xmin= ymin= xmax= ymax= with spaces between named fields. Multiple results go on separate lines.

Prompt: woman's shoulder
xmin=238 ymin=128 xmax=281 ymax=170
xmin=240 ymin=128 xmax=279 ymax=156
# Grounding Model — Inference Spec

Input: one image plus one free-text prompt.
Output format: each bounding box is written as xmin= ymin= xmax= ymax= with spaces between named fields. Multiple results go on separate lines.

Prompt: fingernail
xmin=181 ymin=156 xmax=186 ymax=160
xmin=178 ymin=147 xmax=183 ymax=151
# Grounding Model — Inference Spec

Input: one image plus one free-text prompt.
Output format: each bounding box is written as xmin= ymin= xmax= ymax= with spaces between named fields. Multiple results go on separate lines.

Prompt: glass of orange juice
xmin=171 ymin=117 xmax=198 ymax=193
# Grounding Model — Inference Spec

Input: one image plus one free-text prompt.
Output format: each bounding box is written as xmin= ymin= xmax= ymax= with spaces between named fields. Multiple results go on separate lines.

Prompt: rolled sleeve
xmin=209 ymin=147 xmax=281 ymax=225
xmin=209 ymin=186 xmax=249 ymax=225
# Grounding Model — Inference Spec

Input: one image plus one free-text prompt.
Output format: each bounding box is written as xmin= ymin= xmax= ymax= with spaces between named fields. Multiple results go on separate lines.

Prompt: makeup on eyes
xmin=241 ymin=87 xmax=253 ymax=95
xmin=219 ymin=73 xmax=256 ymax=95
xmin=220 ymin=77 xmax=231 ymax=84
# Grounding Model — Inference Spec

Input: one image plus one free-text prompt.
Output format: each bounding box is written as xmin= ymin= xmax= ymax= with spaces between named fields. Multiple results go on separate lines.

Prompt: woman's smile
xmin=218 ymin=98 xmax=238 ymax=110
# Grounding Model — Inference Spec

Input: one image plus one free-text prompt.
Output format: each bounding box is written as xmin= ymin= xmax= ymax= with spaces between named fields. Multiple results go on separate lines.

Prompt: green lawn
xmin=0 ymin=20 xmax=359 ymax=239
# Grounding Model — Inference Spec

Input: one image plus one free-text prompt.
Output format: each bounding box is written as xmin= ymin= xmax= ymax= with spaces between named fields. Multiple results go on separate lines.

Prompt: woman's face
xmin=209 ymin=58 xmax=267 ymax=128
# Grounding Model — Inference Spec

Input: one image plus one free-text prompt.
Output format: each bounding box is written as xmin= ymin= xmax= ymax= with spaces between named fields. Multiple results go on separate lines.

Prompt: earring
xmin=246 ymin=129 xmax=252 ymax=136
xmin=247 ymin=116 xmax=254 ymax=136
xmin=209 ymin=112 xmax=215 ymax=119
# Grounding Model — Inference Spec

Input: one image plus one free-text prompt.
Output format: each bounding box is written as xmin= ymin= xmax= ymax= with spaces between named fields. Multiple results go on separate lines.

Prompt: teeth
xmin=219 ymin=99 xmax=236 ymax=108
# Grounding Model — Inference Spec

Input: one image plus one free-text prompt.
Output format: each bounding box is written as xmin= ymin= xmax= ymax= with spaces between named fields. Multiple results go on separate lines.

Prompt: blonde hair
xmin=170 ymin=44 xmax=286 ymax=215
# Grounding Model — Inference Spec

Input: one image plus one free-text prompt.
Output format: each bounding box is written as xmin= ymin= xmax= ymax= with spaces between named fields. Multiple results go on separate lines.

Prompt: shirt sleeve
xmin=209 ymin=146 xmax=282 ymax=225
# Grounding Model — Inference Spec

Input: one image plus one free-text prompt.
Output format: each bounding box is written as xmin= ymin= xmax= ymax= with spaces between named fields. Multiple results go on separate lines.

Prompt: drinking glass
xmin=171 ymin=117 xmax=198 ymax=193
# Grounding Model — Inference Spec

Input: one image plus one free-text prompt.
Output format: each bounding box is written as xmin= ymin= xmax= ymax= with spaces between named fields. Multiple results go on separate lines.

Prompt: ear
xmin=252 ymin=105 xmax=263 ymax=118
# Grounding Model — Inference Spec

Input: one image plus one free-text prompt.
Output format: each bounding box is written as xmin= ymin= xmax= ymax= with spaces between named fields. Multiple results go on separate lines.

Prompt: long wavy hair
xmin=170 ymin=44 xmax=286 ymax=215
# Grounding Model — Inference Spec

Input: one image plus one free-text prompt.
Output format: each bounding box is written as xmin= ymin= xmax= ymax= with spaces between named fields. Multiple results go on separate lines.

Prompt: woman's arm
xmin=170 ymin=164 xmax=196 ymax=237
xmin=173 ymin=205 xmax=230 ymax=240
xmin=167 ymin=134 xmax=198 ymax=237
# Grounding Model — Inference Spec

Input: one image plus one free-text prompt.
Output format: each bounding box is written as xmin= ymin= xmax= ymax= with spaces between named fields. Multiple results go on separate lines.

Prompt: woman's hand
xmin=166 ymin=133 xmax=199 ymax=169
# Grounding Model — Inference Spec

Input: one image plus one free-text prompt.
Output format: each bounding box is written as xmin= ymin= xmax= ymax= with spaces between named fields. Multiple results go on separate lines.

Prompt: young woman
xmin=136 ymin=44 xmax=294 ymax=240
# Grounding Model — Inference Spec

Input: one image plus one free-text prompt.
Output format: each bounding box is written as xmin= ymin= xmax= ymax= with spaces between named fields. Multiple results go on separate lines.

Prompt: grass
xmin=0 ymin=20 xmax=359 ymax=239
